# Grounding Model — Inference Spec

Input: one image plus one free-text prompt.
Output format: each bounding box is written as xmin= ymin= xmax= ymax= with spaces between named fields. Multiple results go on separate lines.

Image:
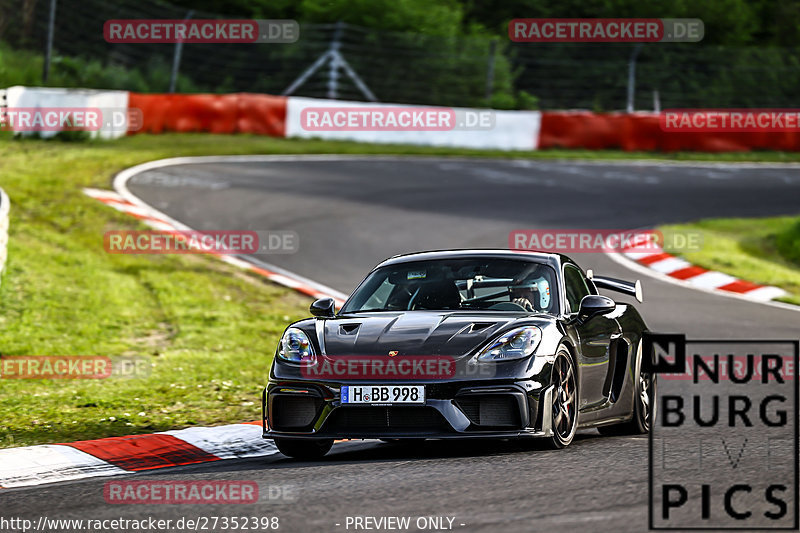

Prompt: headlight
xmin=476 ymin=326 xmax=542 ymax=362
xmin=277 ymin=327 xmax=316 ymax=363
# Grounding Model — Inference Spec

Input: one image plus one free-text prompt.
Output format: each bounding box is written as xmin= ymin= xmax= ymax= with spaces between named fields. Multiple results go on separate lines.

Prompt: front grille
xmin=271 ymin=395 xmax=322 ymax=430
xmin=456 ymin=395 xmax=521 ymax=428
xmin=324 ymin=406 xmax=450 ymax=432
xmin=458 ymin=398 xmax=480 ymax=421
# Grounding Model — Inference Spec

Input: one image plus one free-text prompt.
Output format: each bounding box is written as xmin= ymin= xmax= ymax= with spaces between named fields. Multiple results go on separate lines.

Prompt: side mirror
xmin=310 ymin=297 xmax=335 ymax=318
xmin=577 ymin=294 xmax=616 ymax=322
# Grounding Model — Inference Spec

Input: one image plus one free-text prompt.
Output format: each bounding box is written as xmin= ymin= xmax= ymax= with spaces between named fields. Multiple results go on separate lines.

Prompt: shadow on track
xmin=138 ymin=430 xmax=617 ymax=478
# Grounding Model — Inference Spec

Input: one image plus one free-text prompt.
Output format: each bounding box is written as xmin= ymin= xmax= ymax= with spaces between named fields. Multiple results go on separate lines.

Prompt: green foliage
xmin=515 ymin=90 xmax=539 ymax=110
xmin=163 ymin=0 xmax=800 ymax=47
xmin=488 ymin=90 xmax=538 ymax=110
xmin=461 ymin=0 xmax=767 ymax=46
xmin=0 ymin=42 xmax=197 ymax=93
xmin=51 ymin=128 xmax=91 ymax=143
xmin=775 ymin=220 xmax=800 ymax=267
xmin=297 ymin=0 xmax=465 ymax=37
xmin=0 ymin=44 xmax=43 ymax=87
xmin=4 ymin=0 xmax=800 ymax=109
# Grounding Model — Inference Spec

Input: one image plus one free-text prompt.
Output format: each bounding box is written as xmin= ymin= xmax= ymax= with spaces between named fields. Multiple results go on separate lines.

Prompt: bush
xmin=0 ymin=42 xmax=197 ymax=93
xmin=775 ymin=220 xmax=800 ymax=267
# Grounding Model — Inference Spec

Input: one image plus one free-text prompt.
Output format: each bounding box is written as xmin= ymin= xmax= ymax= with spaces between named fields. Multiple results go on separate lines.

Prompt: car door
xmin=563 ymin=264 xmax=620 ymax=409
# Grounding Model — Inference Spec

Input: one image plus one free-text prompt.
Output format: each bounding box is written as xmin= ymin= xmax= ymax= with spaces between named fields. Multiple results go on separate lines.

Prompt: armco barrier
xmin=538 ymin=111 xmax=800 ymax=152
xmin=0 ymin=187 xmax=9 ymax=282
xmin=127 ymin=93 xmax=287 ymax=137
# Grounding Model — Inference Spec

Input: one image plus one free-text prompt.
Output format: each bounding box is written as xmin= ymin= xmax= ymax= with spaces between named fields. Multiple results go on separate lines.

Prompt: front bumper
xmin=262 ymin=379 xmax=555 ymax=440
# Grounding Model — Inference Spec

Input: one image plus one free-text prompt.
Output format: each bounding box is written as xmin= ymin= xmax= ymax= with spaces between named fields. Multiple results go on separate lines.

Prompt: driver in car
xmin=509 ymin=281 xmax=540 ymax=312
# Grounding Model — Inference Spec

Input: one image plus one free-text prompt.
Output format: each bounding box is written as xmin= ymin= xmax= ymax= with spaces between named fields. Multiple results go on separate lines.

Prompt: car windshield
xmin=341 ymin=258 xmax=559 ymax=314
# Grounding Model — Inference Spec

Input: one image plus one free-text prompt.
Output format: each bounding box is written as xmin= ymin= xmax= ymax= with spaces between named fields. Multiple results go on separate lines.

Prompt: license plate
xmin=341 ymin=385 xmax=425 ymax=405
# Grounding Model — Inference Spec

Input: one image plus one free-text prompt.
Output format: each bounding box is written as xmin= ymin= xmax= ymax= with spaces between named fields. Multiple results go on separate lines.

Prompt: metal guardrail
xmin=0 ymin=187 xmax=9 ymax=282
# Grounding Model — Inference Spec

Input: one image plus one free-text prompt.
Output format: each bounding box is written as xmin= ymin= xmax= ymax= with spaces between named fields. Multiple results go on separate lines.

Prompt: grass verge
xmin=659 ymin=217 xmax=800 ymax=306
xmin=2 ymin=133 xmax=800 ymax=448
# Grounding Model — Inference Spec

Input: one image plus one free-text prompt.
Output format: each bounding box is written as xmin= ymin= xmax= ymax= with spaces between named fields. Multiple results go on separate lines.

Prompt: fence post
xmin=169 ymin=10 xmax=195 ymax=93
xmin=41 ymin=0 xmax=57 ymax=83
xmin=327 ymin=21 xmax=344 ymax=99
xmin=626 ymin=43 xmax=643 ymax=113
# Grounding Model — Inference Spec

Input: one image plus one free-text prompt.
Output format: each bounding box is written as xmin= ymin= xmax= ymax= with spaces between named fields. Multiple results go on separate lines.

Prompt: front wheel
xmin=274 ymin=438 xmax=333 ymax=460
xmin=546 ymin=348 xmax=578 ymax=449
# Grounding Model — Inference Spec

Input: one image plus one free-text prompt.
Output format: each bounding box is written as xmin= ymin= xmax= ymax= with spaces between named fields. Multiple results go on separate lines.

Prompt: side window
xmin=363 ymin=277 xmax=396 ymax=309
xmin=563 ymin=265 xmax=591 ymax=314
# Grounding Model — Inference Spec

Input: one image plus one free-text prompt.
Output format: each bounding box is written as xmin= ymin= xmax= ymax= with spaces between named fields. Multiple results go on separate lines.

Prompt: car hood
xmin=320 ymin=311 xmax=549 ymax=357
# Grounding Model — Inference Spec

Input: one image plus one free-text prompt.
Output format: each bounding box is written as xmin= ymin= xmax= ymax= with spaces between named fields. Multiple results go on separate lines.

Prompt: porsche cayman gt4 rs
xmin=262 ymin=250 xmax=654 ymax=459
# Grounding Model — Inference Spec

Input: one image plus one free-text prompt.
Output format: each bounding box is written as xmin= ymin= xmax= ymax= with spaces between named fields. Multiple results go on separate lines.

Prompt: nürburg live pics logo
xmin=645 ymin=333 xmax=798 ymax=530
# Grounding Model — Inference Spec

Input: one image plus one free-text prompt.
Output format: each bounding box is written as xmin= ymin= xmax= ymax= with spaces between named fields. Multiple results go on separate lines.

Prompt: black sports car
xmin=262 ymin=250 xmax=654 ymax=459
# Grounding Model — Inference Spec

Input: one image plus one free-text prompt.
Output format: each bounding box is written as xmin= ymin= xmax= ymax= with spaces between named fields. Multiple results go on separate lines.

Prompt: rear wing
xmin=586 ymin=270 xmax=643 ymax=303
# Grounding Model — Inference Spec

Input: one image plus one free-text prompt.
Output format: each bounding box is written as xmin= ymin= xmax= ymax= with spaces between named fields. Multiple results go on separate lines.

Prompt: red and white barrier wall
xmin=6 ymin=86 xmax=800 ymax=151
xmin=538 ymin=111 xmax=800 ymax=152
xmin=3 ymin=86 xmax=129 ymax=140
xmin=128 ymin=92 xmax=540 ymax=150
xmin=284 ymin=96 xmax=541 ymax=150
xmin=128 ymin=92 xmax=287 ymax=137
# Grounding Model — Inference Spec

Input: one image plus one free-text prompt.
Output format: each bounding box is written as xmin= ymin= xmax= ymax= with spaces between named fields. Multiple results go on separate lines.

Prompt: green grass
xmin=659 ymin=217 xmax=800 ymax=305
xmin=0 ymin=136 xmax=324 ymax=449
xmin=2 ymin=133 xmax=800 ymax=449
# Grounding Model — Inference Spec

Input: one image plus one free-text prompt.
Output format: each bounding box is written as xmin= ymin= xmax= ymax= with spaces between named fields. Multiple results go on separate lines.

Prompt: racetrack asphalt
xmin=4 ymin=157 xmax=799 ymax=532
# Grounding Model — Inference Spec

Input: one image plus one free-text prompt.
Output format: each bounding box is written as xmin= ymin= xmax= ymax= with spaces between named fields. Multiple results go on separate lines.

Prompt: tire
xmin=274 ymin=438 xmax=333 ymax=460
xmin=546 ymin=347 xmax=578 ymax=449
xmin=598 ymin=342 xmax=656 ymax=436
